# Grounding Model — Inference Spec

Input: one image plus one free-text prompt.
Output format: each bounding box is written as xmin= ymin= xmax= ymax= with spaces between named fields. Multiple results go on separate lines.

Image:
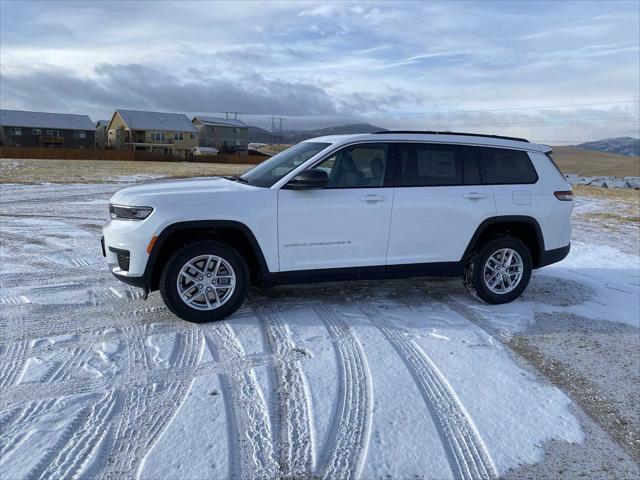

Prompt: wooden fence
xmin=0 ymin=146 xmax=267 ymax=165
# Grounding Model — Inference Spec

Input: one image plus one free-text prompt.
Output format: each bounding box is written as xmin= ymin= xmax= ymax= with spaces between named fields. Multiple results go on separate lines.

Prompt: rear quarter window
xmin=545 ymin=151 xmax=566 ymax=177
xmin=476 ymin=147 xmax=538 ymax=184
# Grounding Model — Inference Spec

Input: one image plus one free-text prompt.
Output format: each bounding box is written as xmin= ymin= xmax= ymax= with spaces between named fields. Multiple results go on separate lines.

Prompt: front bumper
xmin=102 ymin=217 xmax=154 ymax=277
xmin=111 ymin=269 xmax=148 ymax=289
xmin=100 ymin=222 xmax=149 ymax=291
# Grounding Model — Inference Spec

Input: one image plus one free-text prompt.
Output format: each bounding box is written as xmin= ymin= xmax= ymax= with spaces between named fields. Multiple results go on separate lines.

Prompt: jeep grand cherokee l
xmin=102 ymin=131 xmax=573 ymax=322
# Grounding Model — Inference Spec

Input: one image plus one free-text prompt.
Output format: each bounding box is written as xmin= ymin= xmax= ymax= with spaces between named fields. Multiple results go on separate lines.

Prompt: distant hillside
xmin=285 ymin=123 xmax=384 ymax=143
xmin=552 ymin=146 xmax=639 ymax=177
xmin=248 ymin=123 xmax=384 ymax=144
xmin=247 ymin=126 xmax=273 ymax=144
xmin=575 ymin=137 xmax=639 ymax=157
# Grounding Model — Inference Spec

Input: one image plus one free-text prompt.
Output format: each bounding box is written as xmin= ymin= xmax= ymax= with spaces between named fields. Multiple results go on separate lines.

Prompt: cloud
xmin=0 ymin=0 xmax=638 ymax=141
xmin=0 ymin=64 xmax=335 ymax=115
xmin=0 ymin=63 xmax=418 ymax=120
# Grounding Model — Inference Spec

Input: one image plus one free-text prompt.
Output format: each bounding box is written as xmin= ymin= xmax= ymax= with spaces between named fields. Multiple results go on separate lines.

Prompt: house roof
xmin=96 ymin=120 xmax=110 ymax=127
xmin=115 ymin=109 xmax=197 ymax=132
xmin=0 ymin=109 xmax=95 ymax=130
xmin=193 ymin=116 xmax=248 ymax=128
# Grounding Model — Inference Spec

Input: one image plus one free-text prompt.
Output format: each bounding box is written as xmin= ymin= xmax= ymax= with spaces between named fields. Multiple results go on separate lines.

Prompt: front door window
xmin=314 ymin=143 xmax=388 ymax=188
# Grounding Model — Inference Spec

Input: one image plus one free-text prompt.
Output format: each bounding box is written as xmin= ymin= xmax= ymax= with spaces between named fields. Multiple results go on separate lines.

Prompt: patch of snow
xmin=138 ymin=374 xmax=230 ymax=479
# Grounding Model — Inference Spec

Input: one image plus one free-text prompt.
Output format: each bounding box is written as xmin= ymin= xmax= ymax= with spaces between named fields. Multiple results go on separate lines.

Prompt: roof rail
xmin=372 ymin=130 xmax=530 ymax=143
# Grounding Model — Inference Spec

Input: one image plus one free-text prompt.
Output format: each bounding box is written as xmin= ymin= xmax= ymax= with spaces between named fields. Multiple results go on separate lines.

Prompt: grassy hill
xmin=575 ymin=137 xmax=639 ymax=157
xmin=551 ymin=146 xmax=639 ymax=177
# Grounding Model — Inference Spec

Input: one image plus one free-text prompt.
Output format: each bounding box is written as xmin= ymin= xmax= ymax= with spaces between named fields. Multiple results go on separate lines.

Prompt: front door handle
xmin=360 ymin=194 xmax=387 ymax=203
xmin=463 ymin=192 xmax=488 ymax=200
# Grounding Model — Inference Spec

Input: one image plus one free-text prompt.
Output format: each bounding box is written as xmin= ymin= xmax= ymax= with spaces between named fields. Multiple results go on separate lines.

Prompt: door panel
xmin=277 ymin=142 xmax=393 ymax=272
xmin=278 ymin=188 xmax=393 ymax=271
xmin=387 ymin=185 xmax=495 ymax=264
xmin=386 ymin=143 xmax=496 ymax=265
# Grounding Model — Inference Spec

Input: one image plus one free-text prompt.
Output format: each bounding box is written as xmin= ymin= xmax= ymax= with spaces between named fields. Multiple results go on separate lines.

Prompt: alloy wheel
xmin=176 ymin=254 xmax=236 ymax=310
xmin=483 ymin=248 xmax=524 ymax=294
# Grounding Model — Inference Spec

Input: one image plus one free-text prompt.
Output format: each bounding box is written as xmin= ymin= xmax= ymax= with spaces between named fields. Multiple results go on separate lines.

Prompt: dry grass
xmin=1 ymin=158 xmax=250 ymax=184
xmin=257 ymin=144 xmax=291 ymax=156
xmin=552 ymin=146 xmax=639 ymax=177
xmin=573 ymin=185 xmax=640 ymax=202
xmin=573 ymin=185 xmax=640 ymax=227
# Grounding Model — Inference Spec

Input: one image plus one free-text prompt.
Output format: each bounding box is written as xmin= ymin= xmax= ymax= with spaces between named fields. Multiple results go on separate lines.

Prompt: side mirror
xmin=284 ymin=168 xmax=328 ymax=190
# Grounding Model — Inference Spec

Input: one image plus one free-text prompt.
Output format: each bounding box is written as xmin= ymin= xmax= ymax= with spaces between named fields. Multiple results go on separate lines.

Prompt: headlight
xmin=109 ymin=204 xmax=154 ymax=220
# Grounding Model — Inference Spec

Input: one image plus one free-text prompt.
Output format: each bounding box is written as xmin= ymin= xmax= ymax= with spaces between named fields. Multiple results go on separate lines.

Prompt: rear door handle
xmin=463 ymin=192 xmax=488 ymax=200
xmin=360 ymin=194 xmax=387 ymax=203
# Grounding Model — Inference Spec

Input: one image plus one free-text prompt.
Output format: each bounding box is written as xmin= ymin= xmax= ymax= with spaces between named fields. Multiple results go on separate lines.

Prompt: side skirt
xmin=259 ymin=262 xmax=462 ymax=287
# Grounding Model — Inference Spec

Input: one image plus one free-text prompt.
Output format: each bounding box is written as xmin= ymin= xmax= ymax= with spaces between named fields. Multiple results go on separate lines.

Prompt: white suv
xmin=102 ymin=132 xmax=573 ymax=322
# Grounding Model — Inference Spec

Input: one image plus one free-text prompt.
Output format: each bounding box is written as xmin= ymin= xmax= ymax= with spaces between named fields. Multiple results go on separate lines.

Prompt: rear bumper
xmin=537 ymin=243 xmax=570 ymax=268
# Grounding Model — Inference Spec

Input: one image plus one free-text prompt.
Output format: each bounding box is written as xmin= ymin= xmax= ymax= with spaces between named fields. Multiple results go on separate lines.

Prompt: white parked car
xmin=102 ymin=131 xmax=573 ymax=322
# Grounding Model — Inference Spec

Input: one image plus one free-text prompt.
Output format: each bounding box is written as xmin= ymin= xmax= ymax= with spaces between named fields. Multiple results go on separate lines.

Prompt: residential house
xmin=192 ymin=116 xmax=249 ymax=154
xmin=107 ymin=109 xmax=198 ymax=157
xmin=95 ymin=119 xmax=110 ymax=148
xmin=0 ymin=109 xmax=96 ymax=148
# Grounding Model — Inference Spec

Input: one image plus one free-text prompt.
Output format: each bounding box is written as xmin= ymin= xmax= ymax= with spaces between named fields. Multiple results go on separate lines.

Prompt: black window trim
xmin=294 ymin=139 xmax=541 ymax=190
xmin=462 ymin=146 xmax=484 ymax=186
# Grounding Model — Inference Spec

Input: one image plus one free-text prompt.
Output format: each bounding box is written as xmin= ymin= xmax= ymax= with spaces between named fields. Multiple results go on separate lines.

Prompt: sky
xmin=0 ymin=0 xmax=639 ymax=144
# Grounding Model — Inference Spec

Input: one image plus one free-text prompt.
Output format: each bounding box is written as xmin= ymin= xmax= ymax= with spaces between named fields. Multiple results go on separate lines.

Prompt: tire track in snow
xmin=206 ymin=323 xmax=278 ymax=480
xmin=1 ymin=305 xmax=171 ymax=347
xmin=0 ymin=338 xmax=28 ymax=389
xmin=100 ymin=326 xmax=203 ymax=480
xmin=0 ymin=399 xmax=58 ymax=460
xmin=42 ymin=346 xmax=87 ymax=383
xmin=255 ymin=305 xmax=315 ymax=478
xmin=0 ymin=295 xmax=31 ymax=305
xmin=358 ymin=303 xmax=498 ymax=480
xmin=0 ymin=347 xmax=307 ymax=411
xmin=36 ymin=391 xmax=120 ymax=480
xmin=312 ymin=304 xmax=372 ymax=480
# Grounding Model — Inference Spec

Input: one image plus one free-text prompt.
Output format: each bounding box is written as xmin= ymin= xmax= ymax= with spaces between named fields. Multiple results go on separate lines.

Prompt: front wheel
xmin=160 ymin=240 xmax=249 ymax=323
xmin=463 ymin=236 xmax=532 ymax=304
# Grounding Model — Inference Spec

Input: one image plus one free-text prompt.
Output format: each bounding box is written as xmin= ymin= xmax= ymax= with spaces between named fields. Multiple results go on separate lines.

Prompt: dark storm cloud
xmin=0 ymin=63 xmax=415 ymax=119
xmin=0 ymin=64 xmax=343 ymax=116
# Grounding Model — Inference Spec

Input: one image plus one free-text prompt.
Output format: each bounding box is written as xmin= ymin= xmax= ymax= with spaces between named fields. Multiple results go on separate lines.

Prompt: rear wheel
xmin=464 ymin=236 xmax=532 ymax=304
xmin=160 ymin=240 xmax=249 ymax=322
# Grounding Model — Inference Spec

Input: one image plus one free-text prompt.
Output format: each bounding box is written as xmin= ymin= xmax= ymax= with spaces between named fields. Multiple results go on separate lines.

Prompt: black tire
xmin=160 ymin=240 xmax=249 ymax=323
xmin=463 ymin=236 xmax=532 ymax=304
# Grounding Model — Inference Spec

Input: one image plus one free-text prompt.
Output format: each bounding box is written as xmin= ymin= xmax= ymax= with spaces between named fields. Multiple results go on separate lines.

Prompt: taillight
xmin=554 ymin=190 xmax=573 ymax=201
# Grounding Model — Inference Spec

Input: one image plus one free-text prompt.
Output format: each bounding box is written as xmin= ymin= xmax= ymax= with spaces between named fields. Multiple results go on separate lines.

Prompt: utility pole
xmin=270 ymin=116 xmax=285 ymax=152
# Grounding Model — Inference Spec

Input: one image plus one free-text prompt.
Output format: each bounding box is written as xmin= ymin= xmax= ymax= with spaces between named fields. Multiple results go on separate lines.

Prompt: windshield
xmin=240 ymin=142 xmax=331 ymax=187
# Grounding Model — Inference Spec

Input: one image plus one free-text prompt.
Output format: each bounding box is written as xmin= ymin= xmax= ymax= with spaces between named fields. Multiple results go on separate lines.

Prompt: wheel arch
xmin=462 ymin=216 xmax=545 ymax=268
xmin=145 ymin=220 xmax=270 ymax=291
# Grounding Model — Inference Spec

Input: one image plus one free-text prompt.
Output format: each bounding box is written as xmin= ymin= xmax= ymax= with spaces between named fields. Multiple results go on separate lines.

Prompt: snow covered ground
xmin=0 ymin=181 xmax=638 ymax=479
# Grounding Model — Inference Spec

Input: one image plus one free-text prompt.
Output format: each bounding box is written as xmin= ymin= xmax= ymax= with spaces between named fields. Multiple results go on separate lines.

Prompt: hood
xmin=110 ymin=176 xmax=255 ymax=206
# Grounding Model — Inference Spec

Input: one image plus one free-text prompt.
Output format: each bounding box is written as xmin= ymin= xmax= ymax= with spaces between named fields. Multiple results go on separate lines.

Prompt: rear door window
xmin=396 ymin=143 xmax=462 ymax=186
xmin=476 ymin=147 xmax=538 ymax=184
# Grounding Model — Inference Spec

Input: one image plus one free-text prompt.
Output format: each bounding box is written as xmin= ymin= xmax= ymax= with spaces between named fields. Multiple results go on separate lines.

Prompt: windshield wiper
xmin=227 ymin=175 xmax=249 ymax=184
